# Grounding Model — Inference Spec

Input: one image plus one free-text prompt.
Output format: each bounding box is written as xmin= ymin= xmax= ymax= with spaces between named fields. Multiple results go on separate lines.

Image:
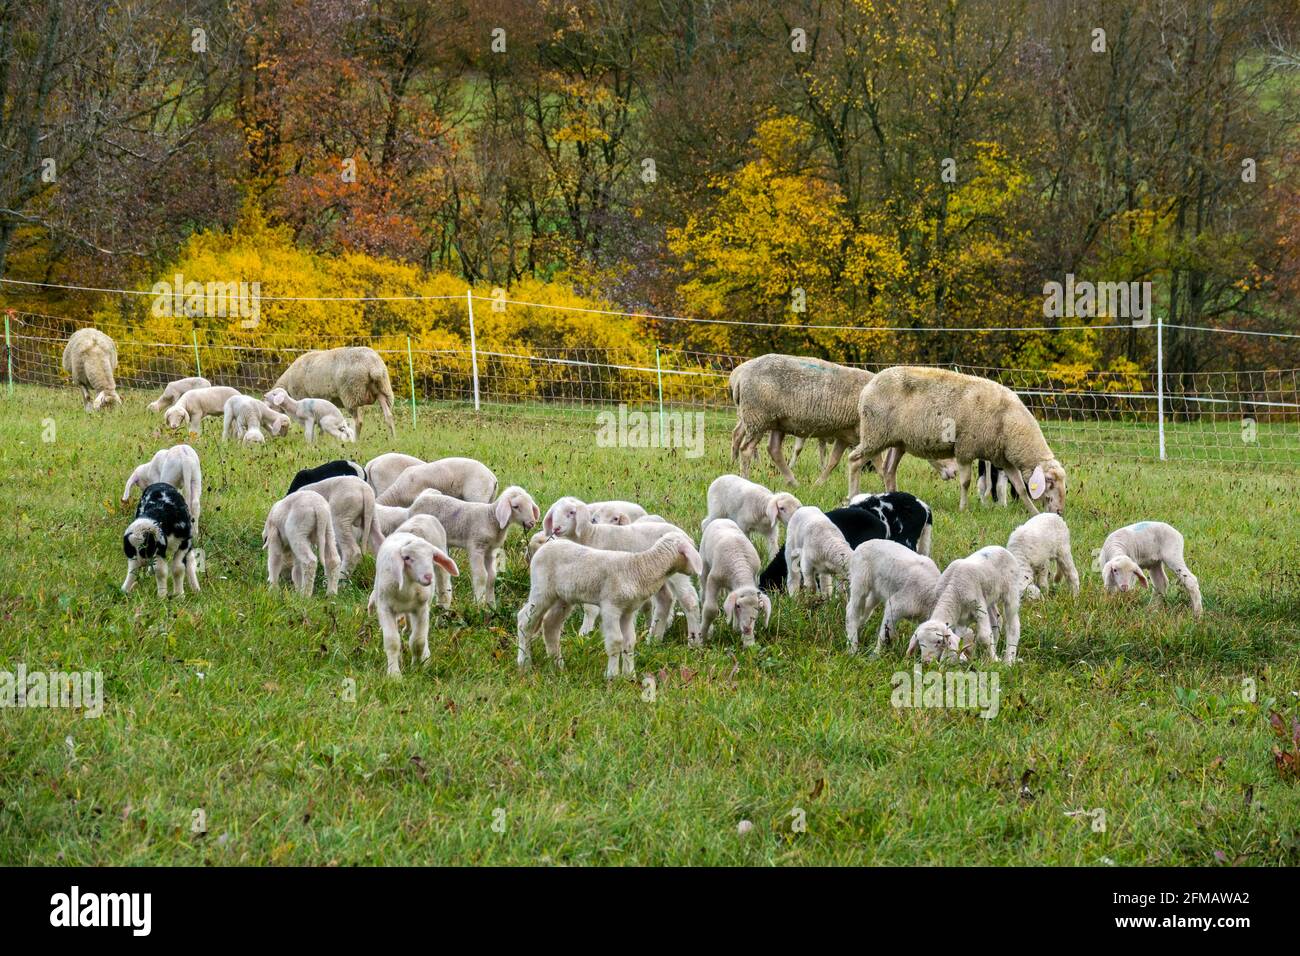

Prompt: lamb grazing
xmin=122 ymin=483 xmax=200 ymax=598
xmin=122 ymin=444 xmax=202 ymax=535
xmin=846 ymin=491 xmax=934 ymax=556
xmin=364 ymin=452 xmax=424 ymax=497
xmin=369 ymin=531 xmax=459 ymax=675
xmin=910 ymin=546 xmax=1032 ymax=664
xmin=374 ymin=456 xmax=499 ymax=507
xmin=845 ymin=540 xmax=941 ymax=655
xmin=287 ymin=460 xmax=365 ymax=495
xmin=850 ymin=366 xmax=1067 ymax=512
xmin=698 ymin=519 xmax=770 ymax=648
xmin=785 ymin=506 xmax=854 ymax=596
xmin=262 ymin=489 xmax=342 ymax=597
xmin=274 ymin=346 xmax=396 ymax=438
xmin=1006 ymin=513 xmax=1079 ymax=599
xmin=977 ymin=460 xmax=1018 ymax=506
xmin=147 ymin=376 xmax=210 ymax=414
xmin=392 ymin=514 xmax=456 ymax=608
xmin=222 ymin=394 xmax=290 ymax=444
xmin=1099 ymin=521 xmax=1202 ymax=617
xmin=295 ymin=475 xmax=381 ymax=574
xmin=759 ymin=501 xmax=890 ymax=592
xmin=517 ymin=532 xmax=702 ymax=680
xmin=264 ymin=387 xmax=355 ymax=443
xmin=407 ymin=485 xmax=539 ymax=604
xmin=588 ymin=500 xmax=648 ymax=526
xmin=62 ymin=328 xmax=121 ymax=411
xmin=701 ymin=474 xmax=801 ymax=559
xmin=163 ymin=386 xmax=240 ymax=434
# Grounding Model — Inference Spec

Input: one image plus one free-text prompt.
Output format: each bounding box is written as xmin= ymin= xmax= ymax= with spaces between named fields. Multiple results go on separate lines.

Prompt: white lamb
xmin=121 ymin=444 xmax=203 ymax=534
xmin=374 ymin=456 xmax=498 ymax=507
xmin=844 ymin=539 xmax=941 ymax=655
xmin=1099 ymin=521 xmax=1202 ymax=617
xmin=296 ymin=475 xmax=381 ymax=574
xmin=784 ymin=506 xmax=852 ymax=596
xmin=365 ymin=453 xmax=425 ymax=497
xmin=147 ymin=376 xmax=210 ymax=414
xmin=222 ymin=394 xmax=290 ymax=444
xmin=369 ymin=531 xmax=459 ymax=676
xmin=517 ymin=531 xmax=702 ymax=679
xmin=264 ymin=387 xmax=356 ymax=443
xmin=910 ymin=546 xmax=1032 ymax=664
xmin=262 ymin=489 xmax=342 ymax=597
xmin=163 ymin=385 xmax=240 ymax=434
xmin=1006 ymin=513 xmax=1080 ymax=599
xmin=698 ymin=519 xmax=770 ymax=647
xmin=391 ymin=514 xmax=456 ymax=609
xmin=701 ymin=474 xmax=800 ymax=559
xmin=588 ymin=500 xmax=648 ymax=525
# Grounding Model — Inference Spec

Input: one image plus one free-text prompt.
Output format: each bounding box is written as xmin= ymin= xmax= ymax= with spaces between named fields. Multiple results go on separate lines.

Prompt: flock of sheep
xmin=65 ymin=327 xmax=1205 ymax=681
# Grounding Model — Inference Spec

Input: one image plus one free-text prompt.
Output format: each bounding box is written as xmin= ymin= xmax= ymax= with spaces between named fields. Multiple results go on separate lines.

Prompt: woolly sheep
xmin=62 ymin=328 xmax=121 ymax=411
xmin=1006 ymin=513 xmax=1079 ymax=599
xmin=365 ymin=452 xmax=424 ymax=497
xmin=147 ymin=376 xmax=211 ymax=414
xmin=701 ymin=474 xmax=800 ymax=559
xmin=369 ymin=531 xmax=459 ymax=676
xmin=296 ymin=475 xmax=381 ymax=574
xmin=374 ymin=456 xmax=499 ymax=508
xmin=910 ymin=546 xmax=1032 ymax=664
xmin=163 ymin=386 xmax=240 ymax=434
xmin=392 ymin=513 xmax=455 ymax=609
xmin=850 ymin=366 xmax=1067 ymax=512
xmin=222 ymin=394 xmax=290 ymax=444
xmin=274 ymin=346 xmax=396 ymax=439
xmin=1099 ymin=521 xmax=1202 ymax=617
xmin=785 ymin=506 xmax=853 ymax=596
xmin=264 ymin=387 xmax=355 ymax=443
xmin=122 ymin=444 xmax=202 ymax=535
xmin=517 ymin=531 xmax=702 ymax=679
xmin=262 ymin=489 xmax=342 ymax=597
xmin=845 ymin=539 xmax=941 ymax=655
xmin=698 ymin=519 xmax=770 ymax=647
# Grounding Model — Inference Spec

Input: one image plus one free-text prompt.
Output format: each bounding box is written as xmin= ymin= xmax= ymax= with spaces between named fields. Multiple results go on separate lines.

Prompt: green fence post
xmin=4 ymin=311 xmax=13 ymax=398
xmin=407 ymin=335 xmax=417 ymax=428
xmin=191 ymin=329 xmax=202 ymax=379
xmin=655 ymin=345 xmax=665 ymax=448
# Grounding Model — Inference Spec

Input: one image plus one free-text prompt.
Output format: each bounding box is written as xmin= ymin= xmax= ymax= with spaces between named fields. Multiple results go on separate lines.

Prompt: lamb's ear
xmin=1102 ymin=563 xmax=1116 ymax=590
xmin=1027 ymin=465 xmax=1046 ymax=500
xmin=765 ymin=498 xmax=781 ymax=526
xmin=432 ymin=547 xmax=459 ymax=577
xmin=681 ymin=541 xmax=703 ymax=577
xmin=1134 ymin=566 xmax=1150 ymax=588
xmin=530 ymin=501 xmax=540 ymax=523
xmin=905 ymin=633 xmax=920 ymax=657
xmin=723 ymin=591 xmax=739 ymax=626
xmin=153 ymin=526 xmax=167 ymax=553
xmin=381 ymin=543 xmax=406 ymax=583
xmin=494 ymin=496 xmax=512 ymax=529
xmin=543 ymin=510 xmax=555 ymax=536
xmin=759 ymin=592 xmax=772 ymax=626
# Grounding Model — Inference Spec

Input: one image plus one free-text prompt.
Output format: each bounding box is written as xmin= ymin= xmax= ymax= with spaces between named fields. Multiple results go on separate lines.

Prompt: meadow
xmin=1 ymin=385 xmax=1298 ymax=865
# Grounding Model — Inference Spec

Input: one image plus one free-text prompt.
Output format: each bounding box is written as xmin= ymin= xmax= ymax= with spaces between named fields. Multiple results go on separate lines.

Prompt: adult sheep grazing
xmin=850 ymin=366 xmax=1068 ymax=513
xmin=62 ymin=328 xmax=121 ymax=411
xmin=273 ymin=346 xmax=396 ymax=439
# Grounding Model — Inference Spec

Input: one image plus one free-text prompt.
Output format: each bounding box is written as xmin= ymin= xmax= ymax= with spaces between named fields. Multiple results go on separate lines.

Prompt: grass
xmin=1 ymin=384 xmax=1298 ymax=865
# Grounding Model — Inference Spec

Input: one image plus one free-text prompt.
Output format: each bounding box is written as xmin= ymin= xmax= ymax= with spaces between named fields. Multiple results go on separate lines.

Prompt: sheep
xmin=391 ymin=514 xmax=456 ymax=609
xmin=374 ymin=456 xmax=499 ymax=508
xmin=294 ymin=475 xmax=381 ymax=574
xmin=517 ymin=531 xmax=702 ymax=679
xmin=784 ymin=506 xmax=854 ymax=596
xmin=698 ymin=519 xmax=770 ymax=647
xmin=264 ymin=387 xmax=355 ymax=443
xmin=364 ymin=452 xmax=424 ymax=497
xmin=368 ymin=531 xmax=458 ymax=676
xmin=759 ymin=500 xmax=891 ymax=592
xmin=406 ymin=485 xmax=539 ymax=604
xmin=62 ymin=328 xmax=121 ymax=411
xmin=1006 ymin=513 xmax=1080 ymax=599
xmin=701 ymin=474 xmax=801 ymax=559
xmin=588 ymin=500 xmax=648 ymax=526
xmin=288 ymin=460 xmax=365 ymax=495
xmin=1099 ymin=521 xmax=1202 ymax=617
xmin=274 ymin=346 xmax=396 ymax=439
xmin=844 ymin=540 xmax=941 ymax=655
xmin=262 ymin=489 xmax=342 ymax=597
xmin=122 ymin=483 xmax=200 ymax=598
xmin=122 ymin=444 xmax=202 ymax=534
xmin=163 ymin=386 xmax=240 ymax=434
xmin=845 ymin=491 xmax=934 ymax=557
xmin=147 ymin=376 xmax=210 ymax=414
xmin=909 ymin=546 xmax=1032 ymax=664
xmin=850 ymin=366 xmax=1067 ymax=512
xmin=222 ymin=394 xmax=290 ymax=444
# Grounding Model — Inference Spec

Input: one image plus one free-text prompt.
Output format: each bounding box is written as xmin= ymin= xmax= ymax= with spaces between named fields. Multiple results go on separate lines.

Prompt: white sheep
xmin=1006 ymin=513 xmax=1080 ymax=599
xmin=701 ymin=474 xmax=800 ymax=559
xmin=1099 ymin=521 xmax=1202 ymax=617
xmin=698 ymin=519 xmax=770 ymax=647
xmin=262 ymin=489 xmax=342 ymax=597
xmin=910 ymin=546 xmax=1032 ymax=664
xmin=392 ymin=514 xmax=456 ymax=609
xmin=407 ymin=485 xmax=539 ymax=604
xmin=364 ymin=452 xmax=424 ymax=497
xmin=62 ymin=328 xmax=121 ymax=411
xmin=163 ymin=386 xmax=240 ymax=434
xmin=274 ymin=346 xmax=396 ymax=439
xmin=844 ymin=539 xmax=941 ymax=655
xmin=295 ymin=475 xmax=381 ymax=574
xmin=374 ymin=456 xmax=499 ymax=507
xmin=785 ymin=506 xmax=852 ymax=596
xmin=147 ymin=376 xmax=210 ymax=414
xmin=222 ymin=394 xmax=290 ymax=444
xmin=369 ymin=531 xmax=459 ymax=676
xmin=517 ymin=531 xmax=702 ymax=679
xmin=588 ymin=500 xmax=648 ymax=525
xmin=264 ymin=387 xmax=355 ymax=443
xmin=122 ymin=444 xmax=202 ymax=534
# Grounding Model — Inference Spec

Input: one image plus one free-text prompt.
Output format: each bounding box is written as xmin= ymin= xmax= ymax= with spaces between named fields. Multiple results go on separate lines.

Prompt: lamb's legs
xmin=700 ymin=577 xmax=720 ymax=643
xmin=876 ymin=599 xmax=902 ymax=655
xmin=516 ymin=601 xmax=543 ymax=670
xmin=322 ymin=547 xmax=341 ymax=596
xmin=767 ymin=431 xmax=798 ymax=486
xmin=409 ymin=604 xmax=431 ymax=666
xmin=469 ymin=550 xmax=489 ymax=603
xmin=1148 ymin=563 xmax=1169 ymax=594
xmin=957 ymin=461 xmax=973 ymax=511
xmin=1001 ymin=597 xmax=1022 ymax=663
xmin=303 ymin=419 xmax=316 ymax=443
xmin=974 ymin=605 xmax=997 ymax=661
xmin=1164 ymin=557 xmax=1203 ymax=617
xmin=647 ymin=587 xmax=673 ymax=642
xmin=600 ymin=611 xmax=624 ymax=681
xmin=619 ymin=609 xmax=637 ymax=678
xmin=169 ymin=551 xmax=187 ymax=597
xmin=844 ymin=581 xmax=875 ymax=654
xmin=482 ymin=548 xmax=498 ymax=605
xmin=787 ymin=550 xmax=804 ymax=595
xmin=579 ymin=604 xmax=600 ymax=635
xmin=434 ymin=566 xmax=453 ymax=608
xmin=289 ymin=536 xmax=318 ymax=596
xmin=377 ymin=606 xmax=404 ymax=676
xmin=122 ymin=558 xmax=146 ymax=593
xmin=1058 ymin=551 xmax=1081 ymax=597
xmin=540 ymin=602 xmax=568 ymax=669
xmin=666 ymin=573 xmax=701 ymax=645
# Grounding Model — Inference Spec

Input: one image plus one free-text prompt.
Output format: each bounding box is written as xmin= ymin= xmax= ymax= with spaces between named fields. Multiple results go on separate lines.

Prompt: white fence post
xmin=1156 ymin=312 xmax=1166 ymax=461
xmin=465 ymin=288 xmax=480 ymax=412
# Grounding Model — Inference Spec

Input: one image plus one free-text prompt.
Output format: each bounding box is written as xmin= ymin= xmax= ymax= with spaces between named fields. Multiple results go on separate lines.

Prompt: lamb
xmin=784 ymin=506 xmax=853 ymax=596
xmin=374 ymin=456 xmax=499 ymax=507
xmin=844 ymin=540 xmax=941 ymax=655
xmin=850 ymin=366 xmax=1067 ymax=512
xmin=909 ymin=546 xmax=1032 ymax=664
xmin=122 ymin=483 xmax=200 ymax=597
xmin=222 ymin=394 xmax=290 ymax=444
xmin=698 ymin=519 xmax=770 ymax=647
xmin=588 ymin=500 xmax=648 ymax=526
xmin=368 ymin=531 xmax=458 ymax=676
xmin=62 ymin=328 xmax=121 ymax=411
xmin=846 ymin=491 xmax=934 ymax=557
xmin=1099 ymin=521 xmax=1202 ymax=617
xmin=700 ymin=474 xmax=801 ymax=559
xmin=262 ymin=489 xmax=342 ymax=597
xmin=759 ymin=499 xmax=892 ymax=592
xmin=264 ymin=387 xmax=355 ymax=443
xmin=287 ymin=460 xmax=365 ymax=495
xmin=294 ymin=475 xmax=381 ymax=574
xmin=364 ymin=453 xmax=424 ymax=497
xmin=1006 ymin=513 xmax=1080 ymax=599
xmin=147 ymin=376 xmax=210 ymax=414
xmin=406 ymin=485 xmax=539 ymax=604
xmin=122 ymin=444 xmax=202 ymax=534
xmin=517 ymin=531 xmax=702 ymax=679
xmin=274 ymin=346 xmax=396 ymax=438
xmin=163 ymin=386 xmax=240 ymax=434
xmin=391 ymin=514 xmax=456 ymax=608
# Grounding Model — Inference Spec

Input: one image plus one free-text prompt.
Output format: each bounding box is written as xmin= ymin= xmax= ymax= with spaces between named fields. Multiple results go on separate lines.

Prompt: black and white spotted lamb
xmin=122 ymin=482 xmax=201 ymax=597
